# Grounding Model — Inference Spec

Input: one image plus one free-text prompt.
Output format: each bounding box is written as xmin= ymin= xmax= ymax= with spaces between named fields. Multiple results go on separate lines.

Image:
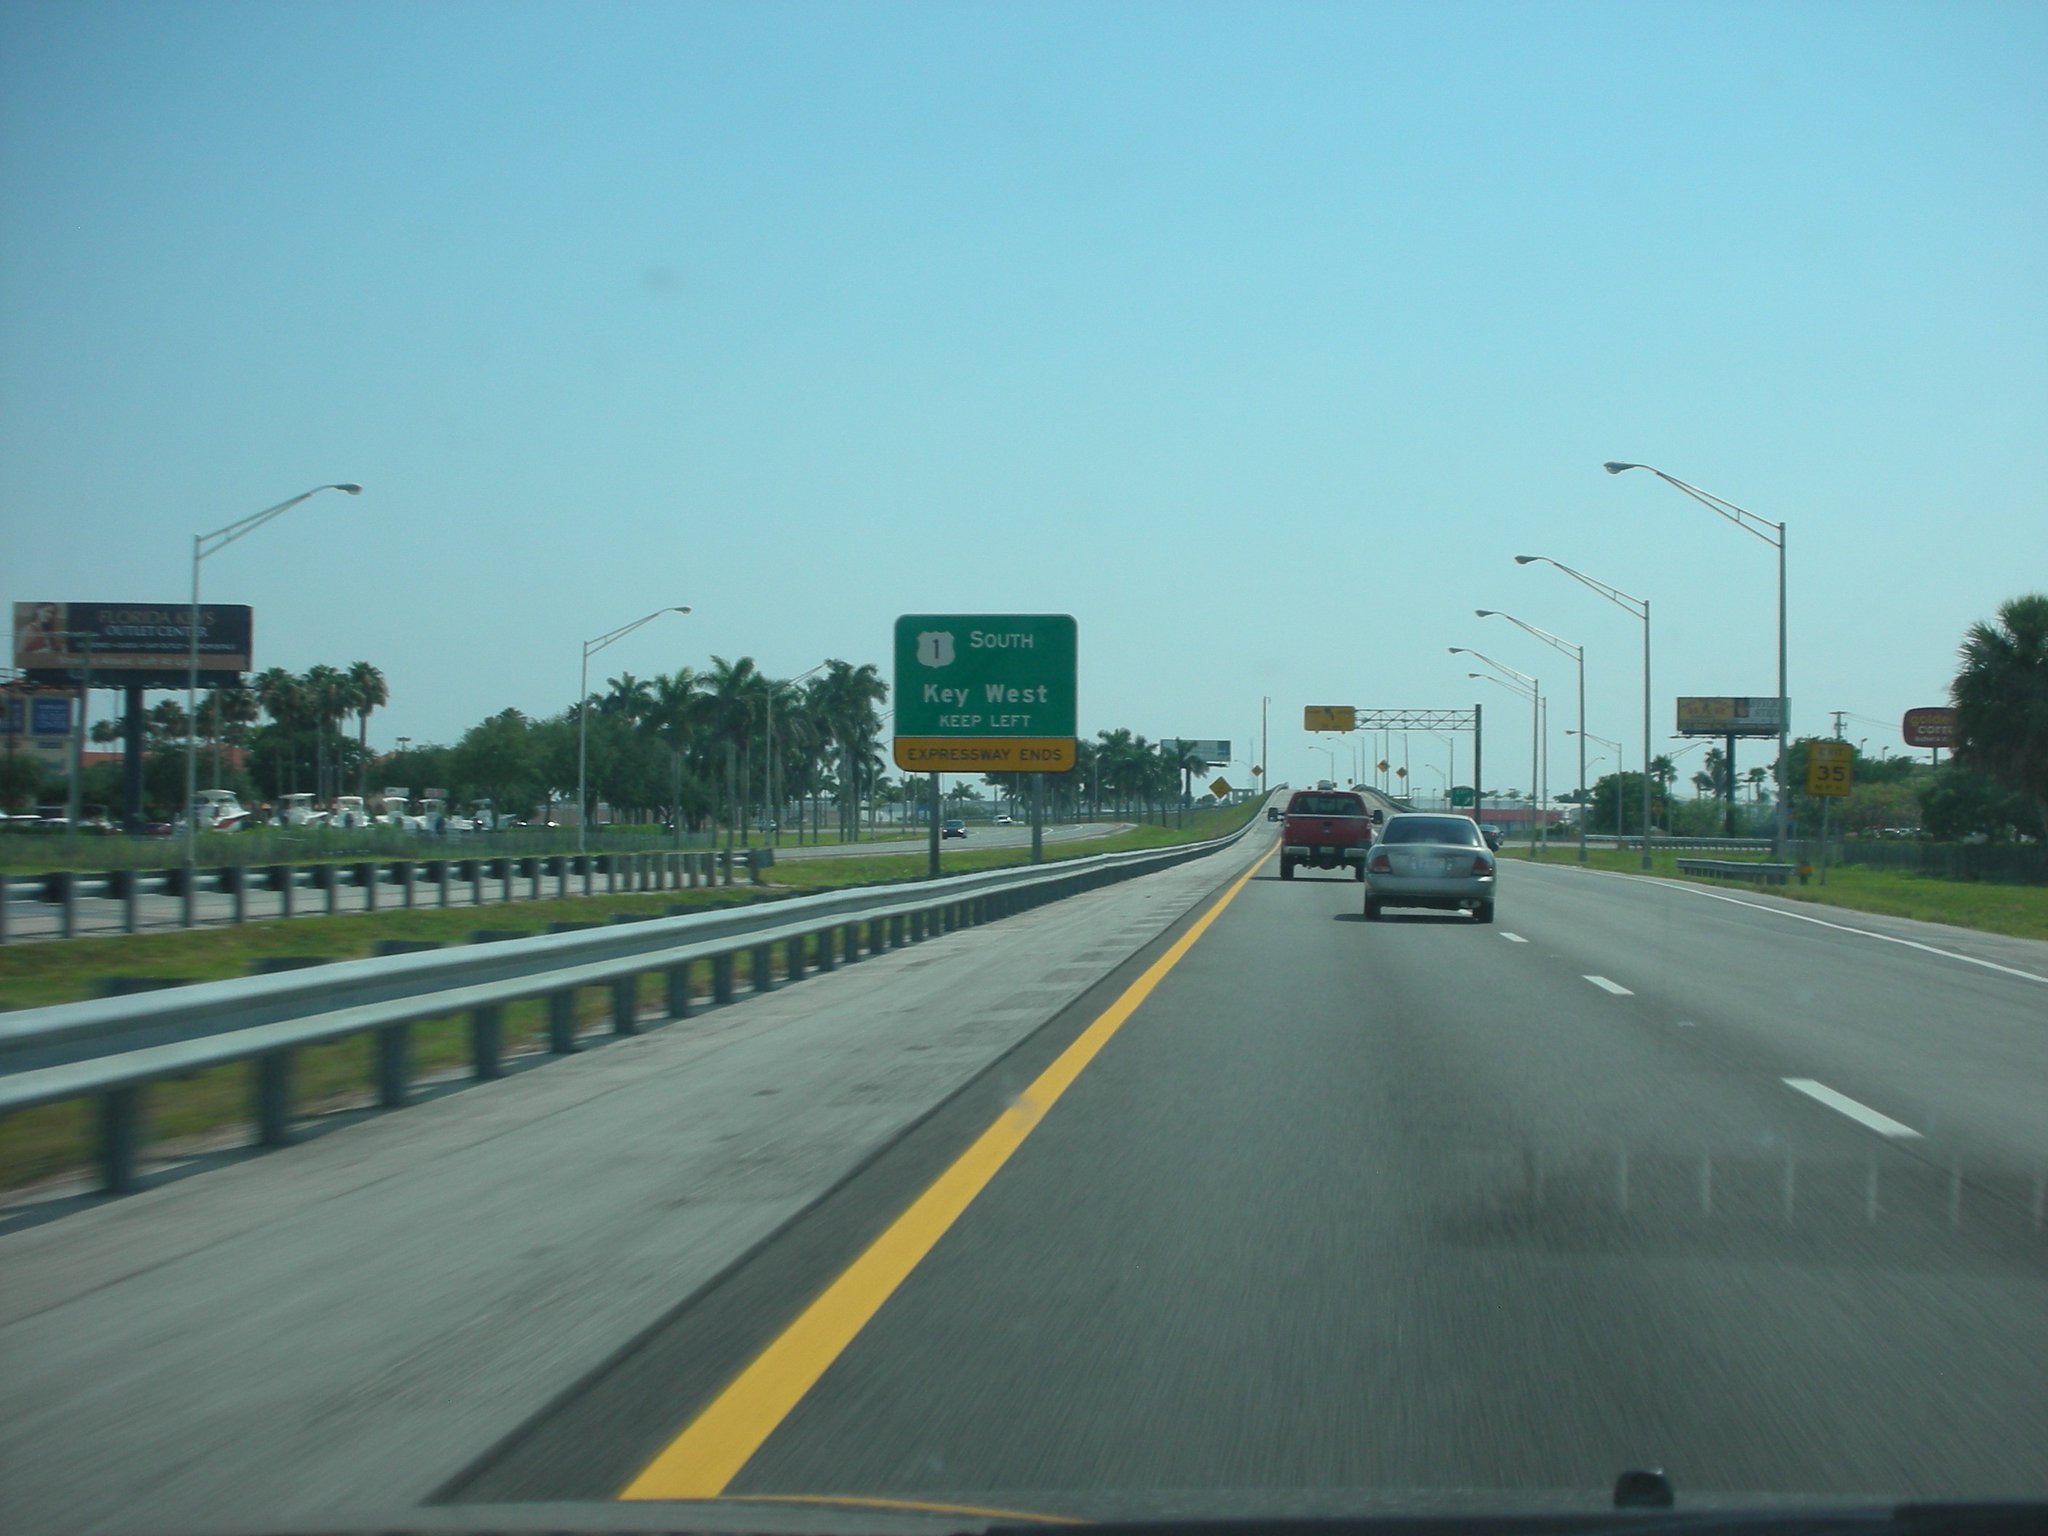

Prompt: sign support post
xmin=1031 ymin=772 xmax=1044 ymax=863
xmin=928 ymin=773 xmax=941 ymax=881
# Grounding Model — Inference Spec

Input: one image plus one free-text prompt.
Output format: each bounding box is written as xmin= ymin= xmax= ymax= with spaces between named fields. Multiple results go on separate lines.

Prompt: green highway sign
xmin=893 ymin=613 xmax=1078 ymax=772
xmin=1450 ymin=785 xmax=1476 ymax=807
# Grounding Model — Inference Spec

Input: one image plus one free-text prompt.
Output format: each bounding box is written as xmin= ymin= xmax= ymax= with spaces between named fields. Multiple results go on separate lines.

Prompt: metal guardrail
xmin=1675 ymin=857 xmax=1797 ymax=885
xmin=0 ymin=819 xmax=1263 ymax=1194
xmin=0 ymin=849 xmax=774 ymax=942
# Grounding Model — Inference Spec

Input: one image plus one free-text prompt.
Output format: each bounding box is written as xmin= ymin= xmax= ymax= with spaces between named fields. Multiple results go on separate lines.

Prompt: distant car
xmin=942 ymin=819 xmax=967 ymax=838
xmin=1482 ymin=826 xmax=1504 ymax=852
xmin=1363 ymin=813 xmax=1496 ymax=924
xmin=992 ymin=814 xmax=1013 ymax=825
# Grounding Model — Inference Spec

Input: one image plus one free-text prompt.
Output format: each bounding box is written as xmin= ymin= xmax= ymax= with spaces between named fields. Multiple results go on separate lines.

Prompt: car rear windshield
xmin=1379 ymin=816 xmax=1483 ymax=846
xmin=1288 ymin=794 xmax=1366 ymax=816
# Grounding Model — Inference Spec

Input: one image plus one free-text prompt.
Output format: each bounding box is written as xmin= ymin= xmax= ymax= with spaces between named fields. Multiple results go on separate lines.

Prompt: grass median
xmin=0 ymin=800 xmax=1268 ymax=1193
xmin=1498 ymin=845 xmax=2048 ymax=942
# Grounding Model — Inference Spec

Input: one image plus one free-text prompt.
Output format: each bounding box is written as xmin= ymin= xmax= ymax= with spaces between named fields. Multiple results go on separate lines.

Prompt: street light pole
xmin=578 ymin=606 xmax=690 ymax=855
xmin=1517 ymin=555 xmax=1652 ymax=869
xmin=1463 ymin=667 xmax=1540 ymax=850
xmin=1477 ymin=609 xmax=1586 ymax=863
xmin=1567 ymin=731 xmax=1623 ymax=840
xmin=185 ymin=484 xmax=362 ymax=924
xmin=1605 ymin=462 xmax=1787 ymax=858
xmin=1451 ymin=647 xmax=1540 ymax=852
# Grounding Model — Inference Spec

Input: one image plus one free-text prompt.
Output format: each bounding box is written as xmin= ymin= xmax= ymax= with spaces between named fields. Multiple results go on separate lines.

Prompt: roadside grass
xmin=1498 ymin=846 xmax=2048 ymax=942
xmin=0 ymin=801 xmax=1265 ymax=1192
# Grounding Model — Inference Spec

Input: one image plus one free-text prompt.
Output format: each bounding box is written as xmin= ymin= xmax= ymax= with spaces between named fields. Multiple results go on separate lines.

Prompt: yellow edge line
xmin=620 ymin=846 xmax=1273 ymax=1500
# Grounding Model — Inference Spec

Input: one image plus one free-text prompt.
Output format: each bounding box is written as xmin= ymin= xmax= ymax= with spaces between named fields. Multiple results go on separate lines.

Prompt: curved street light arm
xmin=1448 ymin=646 xmax=1536 ymax=690
xmin=1513 ymin=555 xmax=1647 ymax=619
xmin=585 ymin=605 xmax=692 ymax=661
xmin=1605 ymin=462 xmax=1783 ymax=549
xmin=1475 ymin=609 xmax=1582 ymax=662
xmin=197 ymin=484 xmax=363 ymax=561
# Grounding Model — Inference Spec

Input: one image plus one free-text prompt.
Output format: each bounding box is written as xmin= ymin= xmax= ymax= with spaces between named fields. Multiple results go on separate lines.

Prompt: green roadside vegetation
xmin=0 ymin=796 xmax=1267 ymax=1191
xmin=1498 ymin=846 xmax=2048 ymax=943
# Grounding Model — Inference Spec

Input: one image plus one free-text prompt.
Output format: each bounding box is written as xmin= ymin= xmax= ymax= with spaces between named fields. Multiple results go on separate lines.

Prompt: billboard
xmin=1304 ymin=705 xmax=1355 ymax=731
xmin=14 ymin=601 xmax=253 ymax=689
xmin=1675 ymin=696 xmax=1785 ymax=737
xmin=1162 ymin=738 xmax=1231 ymax=766
xmin=1901 ymin=707 xmax=1956 ymax=748
xmin=3 ymin=692 xmax=76 ymax=738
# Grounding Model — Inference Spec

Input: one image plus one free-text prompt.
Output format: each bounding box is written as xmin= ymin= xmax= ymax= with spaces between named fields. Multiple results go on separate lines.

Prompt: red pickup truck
xmin=1279 ymin=789 xmax=1380 ymax=880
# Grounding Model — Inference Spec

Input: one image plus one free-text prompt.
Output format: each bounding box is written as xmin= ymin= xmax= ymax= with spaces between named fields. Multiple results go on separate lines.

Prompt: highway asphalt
xmin=2 ymin=836 xmax=2043 ymax=1530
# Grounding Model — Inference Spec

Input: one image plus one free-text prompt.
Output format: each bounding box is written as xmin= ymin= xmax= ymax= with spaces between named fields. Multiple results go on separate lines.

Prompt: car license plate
xmin=1440 ymin=856 xmax=1463 ymax=873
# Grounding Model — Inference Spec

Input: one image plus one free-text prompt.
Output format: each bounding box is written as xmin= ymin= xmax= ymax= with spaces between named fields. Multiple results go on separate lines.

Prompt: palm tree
xmin=1175 ymin=741 xmax=1211 ymax=811
xmin=812 ymin=660 xmax=888 ymax=841
xmin=646 ymin=668 xmax=703 ymax=835
xmin=600 ymin=671 xmax=655 ymax=723
xmin=700 ymin=656 xmax=763 ymax=847
xmin=345 ymin=661 xmax=388 ymax=797
xmin=1951 ymin=592 xmax=2048 ymax=837
xmin=300 ymin=664 xmax=349 ymax=801
xmin=254 ymin=666 xmax=304 ymax=795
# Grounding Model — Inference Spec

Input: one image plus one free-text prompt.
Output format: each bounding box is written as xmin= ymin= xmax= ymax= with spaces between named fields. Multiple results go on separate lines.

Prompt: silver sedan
xmin=1362 ymin=813 xmax=1497 ymax=924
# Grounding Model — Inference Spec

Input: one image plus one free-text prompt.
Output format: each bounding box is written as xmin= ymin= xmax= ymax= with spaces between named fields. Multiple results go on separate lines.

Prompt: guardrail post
xmin=271 ymin=864 xmax=292 ymax=920
xmin=472 ymin=1004 xmax=505 ymax=1078
xmin=666 ymin=961 xmax=694 ymax=1018
xmin=223 ymin=865 xmax=246 ymax=926
xmin=398 ymin=860 xmax=417 ymax=909
xmin=585 ymin=855 xmax=597 ymax=898
xmin=438 ymin=860 xmax=452 ymax=908
xmin=549 ymin=990 xmax=580 ymax=1053
xmin=611 ymin=974 xmax=640 ymax=1034
xmin=910 ymin=909 xmax=927 ymax=942
xmin=100 ymin=1087 xmax=142 ymax=1193
xmin=468 ymin=859 xmax=483 ymax=908
xmin=751 ymin=943 xmax=776 ymax=992
xmin=317 ymin=863 xmax=340 ymax=916
xmin=0 ymin=873 xmax=9 ymax=945
xmin=55 ymin=870 xmax=77 ymax=939
xmin=712 ymin=952 xmax=735 ymax=1003
xmin=377 ymin=1025 xmax=410 ymax=1107
xmin=786 ymin=934 xmax=806 ymax=981
xmin=255 ymin=1052 xmax=292 ymax=1145
xmin=813 ymin=927 xmax=836 ymax=971
xmin=358 ymin=862 xmax=379 ymax=913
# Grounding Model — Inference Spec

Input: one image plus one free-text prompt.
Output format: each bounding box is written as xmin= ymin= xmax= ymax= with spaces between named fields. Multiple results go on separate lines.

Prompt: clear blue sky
xmin=4 ymin=1 xmax=2043 ymax=793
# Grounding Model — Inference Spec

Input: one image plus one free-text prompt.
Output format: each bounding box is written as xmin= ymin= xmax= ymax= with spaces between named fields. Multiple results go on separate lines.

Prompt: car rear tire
xmin=1280 ymin=858 xmax=1295 ymax=881
xmin=1474 ymin=900 xmax=1495 ymax=925
xmin=1353 ymin=862 xmax=1366 ymax=881
xmin=1363 ymin=898 xmax=1381 ymax=921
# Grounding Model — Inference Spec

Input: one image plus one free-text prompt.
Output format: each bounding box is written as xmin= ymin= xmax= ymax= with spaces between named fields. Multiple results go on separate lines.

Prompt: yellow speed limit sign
xmin=1806 ymin=740 xmax=1853 ymax=797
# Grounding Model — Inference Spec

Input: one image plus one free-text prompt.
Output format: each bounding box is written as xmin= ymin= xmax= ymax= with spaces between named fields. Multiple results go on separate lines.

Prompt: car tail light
xmin=1369 ymin=852 xmax=1391 ymax=874
xmin=1471 ymin=856 xmax=1493 ymax=875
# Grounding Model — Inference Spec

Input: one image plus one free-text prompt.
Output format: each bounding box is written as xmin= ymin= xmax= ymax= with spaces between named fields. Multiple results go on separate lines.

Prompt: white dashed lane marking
xmin=1584 ymin=975 xmax=1634 ymax=996
xmin=1501 ymin=933 xmax=1528 ymax=943
xmin=1783 ymin=1078 xmax=1923 ymax=1139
